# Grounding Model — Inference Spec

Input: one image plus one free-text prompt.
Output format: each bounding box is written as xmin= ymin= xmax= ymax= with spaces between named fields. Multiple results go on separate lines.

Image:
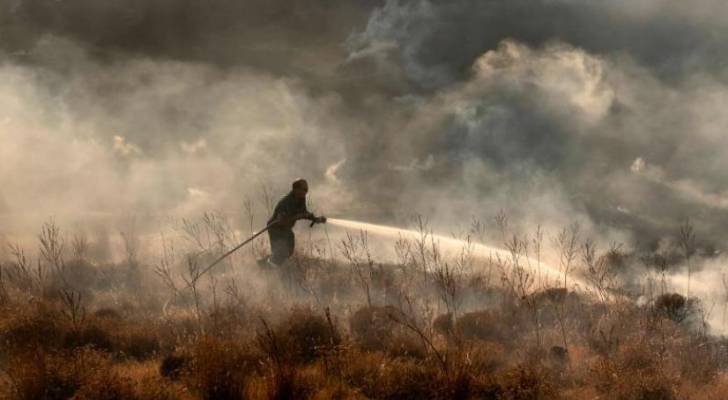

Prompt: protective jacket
xmin=267 ymin=191 xmax=308 ymax=265
xmin=267 ymin=191 xmax=308 ymax=231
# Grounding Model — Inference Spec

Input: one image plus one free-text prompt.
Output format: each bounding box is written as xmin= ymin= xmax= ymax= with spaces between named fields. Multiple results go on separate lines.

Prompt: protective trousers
xmin=268 ymin=228 xmax=294 ymax=265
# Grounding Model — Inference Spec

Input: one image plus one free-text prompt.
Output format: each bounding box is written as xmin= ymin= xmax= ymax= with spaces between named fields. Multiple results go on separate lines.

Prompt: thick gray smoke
xmin=3 ymin=0 xmax=728 ymax=251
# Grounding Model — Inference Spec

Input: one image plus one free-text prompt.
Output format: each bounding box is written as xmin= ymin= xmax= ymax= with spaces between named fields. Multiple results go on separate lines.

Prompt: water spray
xmin=327 ymin=218 xmax=589 ymax=291
xmin=197 ymin=215 xmax=591 ymax=293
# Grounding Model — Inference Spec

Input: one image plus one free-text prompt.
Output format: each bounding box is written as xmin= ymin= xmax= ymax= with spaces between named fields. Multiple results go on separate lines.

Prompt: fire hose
xmin=197 ymin=215 xmax=326 ymax=278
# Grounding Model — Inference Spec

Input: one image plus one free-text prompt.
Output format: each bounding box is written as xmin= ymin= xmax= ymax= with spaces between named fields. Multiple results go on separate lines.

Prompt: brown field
xmin=1 ymin=216 xmax=727 ymax=400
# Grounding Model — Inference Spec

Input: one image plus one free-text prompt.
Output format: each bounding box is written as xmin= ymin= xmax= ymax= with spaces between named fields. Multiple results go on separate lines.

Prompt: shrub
xmin=279 ymin=308 xmax=340 ymax=363
xmin=675 ymin=337 xmax=723 ymax=384
xmin=72 ymin=371 xmax=137 ymax=400
xmin=264 ymin=367 xmax=309 ymax=400
xmin=63 ymin=325 xmax=114 ymax=352
xmin=0 ymin=304 xmax=65 ymax=351
xmin=114 ymin=327 xmax=160 ymax=360
xmin=494 ymin=365 xmax=557 ymax=400
xmin=366 ymin=358 xmax=440 ymax=400
xmin=132 ymin=376 xmax=183 ymax=400
xmin=3 ymin=348 xmax=112 ymax=400
xmin=653 ymin=293 xmax=700 ymax=324
xmin=4 ymin=350 xmax=81 ymax=400
xmin=349 ymin=305 xmax=426 ymax=358
xmin=93 ymin=308 xmax=122 ymax=320
xmin=385 ymin=332 xmax=427 ymax=359
xmin=590 ymin=343 xmax=677 ymax=400
xmin=349 ymin=305 xmax=399 ymax=350
xmin=184 ymin=336 xmax=257 ymax=400
xmin=160 ymin=353 xmax=190 ymax=380
xmin=433 ymin=312 xmax=454 ymax=337
xmin=614 ymin=370 xmax=675 ymax=400
xmin=463 ymin=341 xmax=507 ymax=374
xmin=454 ymin=310 xmax=509 ymax=343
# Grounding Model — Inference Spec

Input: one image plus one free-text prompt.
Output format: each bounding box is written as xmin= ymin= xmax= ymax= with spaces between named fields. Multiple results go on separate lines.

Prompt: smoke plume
xmin=3 ymin=0 xmax=728 ymax=253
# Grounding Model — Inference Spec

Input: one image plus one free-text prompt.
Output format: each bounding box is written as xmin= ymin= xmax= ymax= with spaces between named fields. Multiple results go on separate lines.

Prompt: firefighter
xmin=264 ymin=178 xmax=324 ymax=266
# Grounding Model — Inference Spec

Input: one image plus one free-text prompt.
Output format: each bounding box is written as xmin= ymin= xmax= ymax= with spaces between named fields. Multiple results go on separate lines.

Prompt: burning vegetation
xmin=1 ymin=214 xmax=728 ymax=400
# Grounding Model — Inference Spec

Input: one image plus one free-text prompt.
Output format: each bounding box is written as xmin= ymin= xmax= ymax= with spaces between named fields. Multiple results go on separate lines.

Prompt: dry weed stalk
xmin=38 ymin=219 xmax=66 ymax=284
xmin=582 ymin=240 xmax=620 ymax=306
xmin=495 ymin=209 xmax=508 ymax=240
xmin=256 ymin=315 xmax=296 ymax=395
xmin=340 ymin=230 xmax=376 ymax=307
xmin=503 ymin=235 xmax=532 ymax=298
xmin=259 ymin=182 xmax=274 ymax=215
xmin=224 ymin=277 xmax=247 ymax=308
xmin=71 ymin=232 xmax=89 ymax=261
xmin=0 ymin=262 xmax=7 ymax=303
xmin=551 ymin=223 xmax=581 ymax=353
xmin=722 ymin=272 xmax=728 ymax=326
xmin=394 ymin=235 xmax=414 ymax=273
xmin=60 ymin=288 xmax=86 ymax=329
xmin=533 ymin=225 xmax=544 ymax=289
xmin=154 ymin=233 xmax=181 ymax=300
xmin=243 ymin=197 xmax=267 ymax=258
xmin=554 ymin=223 xmax=580 ymax=289
xmin=291 ymin=255 xmax=323 ymax=307
xmin=182 ymin=255 xmax=204 ymax=329
xmin=433 ymin=235 xmax=469 ymax=317
xmin=413 ymin=215 xmax=435 ymax=282
xmin=502 ymin=232 xmax=540 ymax=347
xmin=120 ymin=228 xmax=139 ymax=270
xmin=678 ymin=220 xmax=696 ymax=299
xmin=467 ymin=219 xmax=496 ymax=288
xmin=181 ymin=212 xmax=235 ymax=265
xmin=6 ymin=243 xmax=43 ymax=293
xmin=433 ymin=262 xmax=459 ymax=316
xmin=387 ymin=292 xmax=449 ymax=372
xmin=208 ymin=274 xmax=220 ymax=331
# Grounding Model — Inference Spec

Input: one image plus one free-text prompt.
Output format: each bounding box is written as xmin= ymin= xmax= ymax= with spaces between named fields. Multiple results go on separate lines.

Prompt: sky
xmin=3 ymin=0 xmax=728 ymax=250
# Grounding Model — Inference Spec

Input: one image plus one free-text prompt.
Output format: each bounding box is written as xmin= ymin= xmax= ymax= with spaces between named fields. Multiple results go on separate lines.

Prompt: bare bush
xmin=554 ymin=223 xmax=580 ymax=290
xmin=38 ymin=219 xmax=66 ymax=285
xmin=71 ymin=232 xmax=89 ymax=261
xmin=180 ymin=212 xmax=235 ymax=260
xmin=582 ymin=240 xmax=621 ymax=306
xmin=60 ymin=289 xmax=86 ymax=329
xmin=386 ymin=295 xmax=448 ymax=371
xmin=494 ymin=213 xmax=540 ymax=347
xmin=339 ymin=230 xmax=376 ymax=307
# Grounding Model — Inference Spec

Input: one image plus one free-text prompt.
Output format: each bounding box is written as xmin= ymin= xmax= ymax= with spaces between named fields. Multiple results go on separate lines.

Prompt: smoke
xmin=0 ymin=36 xmax=353 ymax=232
xmin=348 ymin=0 xmax=728 ymax=88
xmin=4 ymin=0 xmax=728 ymax=256
xmin=343 ymin=0 xmax=728 ymax=246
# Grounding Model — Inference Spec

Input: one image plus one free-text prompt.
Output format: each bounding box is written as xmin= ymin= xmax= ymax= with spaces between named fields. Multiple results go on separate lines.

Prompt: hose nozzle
xmin=309 ymin=216 xmax=327 ymax=227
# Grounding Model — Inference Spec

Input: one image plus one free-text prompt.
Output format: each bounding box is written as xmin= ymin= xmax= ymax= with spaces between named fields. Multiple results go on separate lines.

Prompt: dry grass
xmin=3 ymin=217 xmax=728 ymax=399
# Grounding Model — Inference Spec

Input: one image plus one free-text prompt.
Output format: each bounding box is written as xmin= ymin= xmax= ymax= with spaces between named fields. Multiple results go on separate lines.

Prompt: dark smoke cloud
xmin=1 ymin=0 xmax=375 ymax=71
xmin=349 ymin=0 xmax=728 ymax=88
xmin=3 ymin=0 xmax=728 ymax=251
